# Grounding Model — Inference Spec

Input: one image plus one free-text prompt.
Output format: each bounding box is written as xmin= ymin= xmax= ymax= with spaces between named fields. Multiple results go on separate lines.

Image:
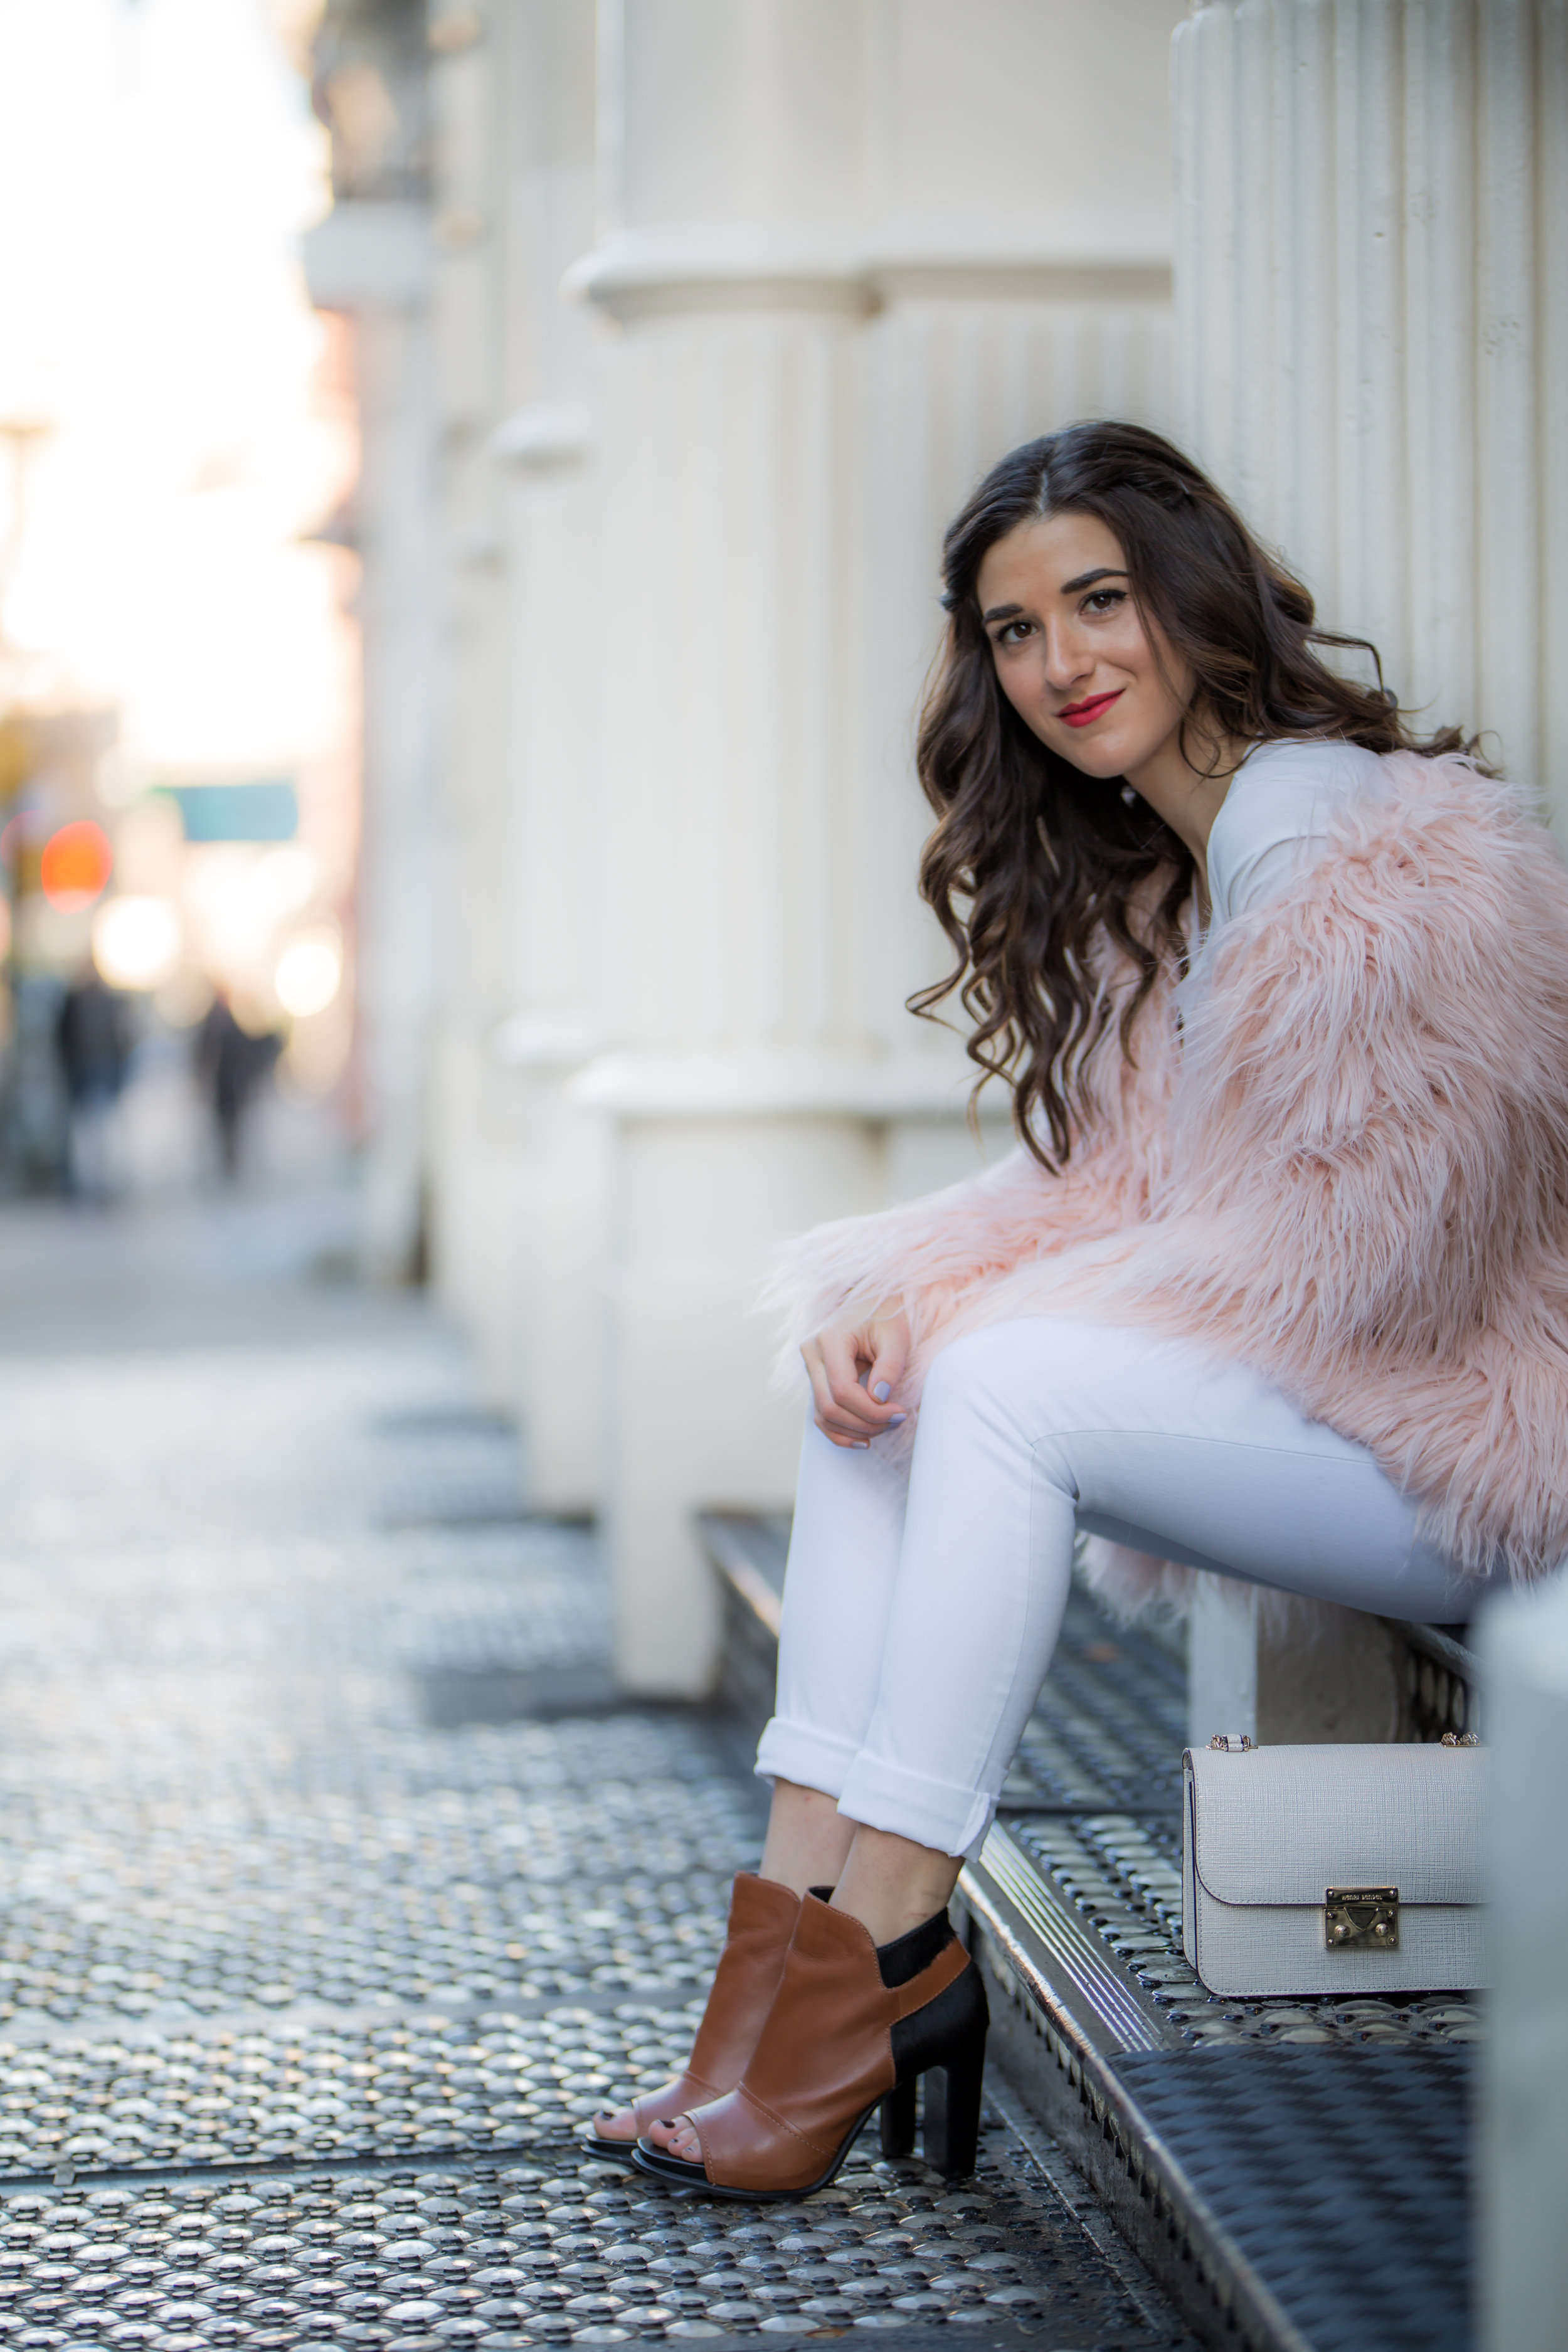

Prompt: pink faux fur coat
xmin=765 ymin=751 xmax=1568 ymax=1614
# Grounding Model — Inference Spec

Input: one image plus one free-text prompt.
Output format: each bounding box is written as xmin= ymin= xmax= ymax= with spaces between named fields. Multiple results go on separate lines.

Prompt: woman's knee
xmin=919 ymin=1318 xmax=1069 ymax=1425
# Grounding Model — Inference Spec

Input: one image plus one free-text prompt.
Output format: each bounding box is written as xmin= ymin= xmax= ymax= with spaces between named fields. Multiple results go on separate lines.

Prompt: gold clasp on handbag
xmin=1325 ymin=1886 xmax=1400 ymax=1951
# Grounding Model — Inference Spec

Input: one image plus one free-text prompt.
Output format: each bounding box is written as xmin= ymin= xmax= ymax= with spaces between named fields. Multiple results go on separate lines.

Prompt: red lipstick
xmin=1057 ymin=689 xmax=1125 ymax=729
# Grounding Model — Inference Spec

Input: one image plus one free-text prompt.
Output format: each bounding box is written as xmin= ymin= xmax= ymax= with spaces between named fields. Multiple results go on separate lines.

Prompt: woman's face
xmin=976 ymin=510 xmax=1192 ymax=783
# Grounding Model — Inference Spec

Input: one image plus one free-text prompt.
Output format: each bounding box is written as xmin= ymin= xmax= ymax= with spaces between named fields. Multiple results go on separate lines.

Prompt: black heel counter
xmin=889 ymin=1956 xmax=988 ymax=2082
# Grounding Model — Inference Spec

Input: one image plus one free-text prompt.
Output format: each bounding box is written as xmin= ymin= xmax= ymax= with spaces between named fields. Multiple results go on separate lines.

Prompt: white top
xmin=1205 ymin=736 xmax=1384 ymax=927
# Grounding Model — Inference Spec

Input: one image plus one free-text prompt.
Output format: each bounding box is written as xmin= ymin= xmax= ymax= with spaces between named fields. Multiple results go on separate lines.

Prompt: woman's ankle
xmin=759 ymin=1779 xmax=857 ymax=1894
xmin=830 ymin=1823 xmax=962 ymax=1946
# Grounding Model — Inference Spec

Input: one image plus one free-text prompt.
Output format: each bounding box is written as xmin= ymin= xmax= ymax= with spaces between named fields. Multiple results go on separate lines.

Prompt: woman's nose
xmin=1041 ymin=619 xmax=1091 ymax=692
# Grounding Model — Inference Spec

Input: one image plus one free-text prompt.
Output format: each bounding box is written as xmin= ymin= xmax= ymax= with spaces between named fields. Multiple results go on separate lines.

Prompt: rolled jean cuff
xmin=835 ymin=1752 xmax=995 ymax=1862
xmin=753 ymin=1715 xmax=861 ymax=1799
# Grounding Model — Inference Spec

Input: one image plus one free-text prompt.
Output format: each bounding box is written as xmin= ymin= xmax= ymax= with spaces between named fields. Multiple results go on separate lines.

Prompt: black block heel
xmin=879 ymin=2076 xmax=917 ymax=2158
xmin=887 ymin=1940 xmax=990 ymax=2181
xmin=919 ymin=2036 xmax=986 ymax=2178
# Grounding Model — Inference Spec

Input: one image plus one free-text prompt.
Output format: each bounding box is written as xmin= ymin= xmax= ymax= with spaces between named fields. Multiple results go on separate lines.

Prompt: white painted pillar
xmin=423 ymin=0 xmax=602 ymax=1441
xmin=486 ymin=1 xmax=607 ymax=1517
xmin=573 ymin=0 xmax=889 ymax=1695
xmin=1173 ymin=0 xmax=1568 ymax=825
xmin=858 ymin=0 xmax=1183 ymax=1111
xmin=1172 ymin=0 xmax=1568 ymax=1730
xmin=572 ymin=0 xmax=1185 ymax=1693
xmin=1185 ymin=1577 xmax=1400 ymax=1747
xmin=353 ymin=300 xmax=440 ymax=1283
xmin=1479 ymin=1574 xmax=1568 ymax=2351
xmin=490 ymin=411 xmax=608 ymax=1514
xmin=301 ymin=200 xmax=438 ymax=1286
xmin=418 ymin=3 xmax=512 ymax=1395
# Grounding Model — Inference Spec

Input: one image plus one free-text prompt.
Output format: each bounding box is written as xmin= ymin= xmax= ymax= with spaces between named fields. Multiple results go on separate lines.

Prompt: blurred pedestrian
xmin=54 ymin=965 xmax=134 ymax=1201
xmin=196 ymin=990 xmax=281 ymax=1180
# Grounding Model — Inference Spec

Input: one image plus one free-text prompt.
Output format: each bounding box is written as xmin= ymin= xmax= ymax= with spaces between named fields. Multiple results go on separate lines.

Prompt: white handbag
xmin=1182 ymin=1735 xmax=1488 ymax=1996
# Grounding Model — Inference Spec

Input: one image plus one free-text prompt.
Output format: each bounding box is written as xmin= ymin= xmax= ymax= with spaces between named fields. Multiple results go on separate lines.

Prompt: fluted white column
xmin=343 ymin=303 xmax=438 ymax=1286
xmin=575 ymin=1 xmax=886 ymax=1695
xmin=1170 ymin=0 xmax=1568 ymax=1750
xmin=424 ymin=0 xmax=605 ymax=1456
xmin=302 ymin=190 xmax=437 ymax=1285
xmin=1173 ymin=0 xmax=1568 ymax=1739
xmin=1174 ymin=0 xmax=1568 ymax=820
xmin=1480 ymin=1576 xmax=1568 ymax=2351
xmin=482 ymin=3 xmax=606 ymax=1515
xmin=574 ymin=0 xmax=1187 ymax=1692
xmin=860 ymin=0 xmax=1183 ymax=1064
xmin=492 ymin=413 xmax=608 ymax=1517
xmin=593 ymin=304 xmax=867 ymax=1062
xmin=423 ymin=2 xmax=516 ymax=1401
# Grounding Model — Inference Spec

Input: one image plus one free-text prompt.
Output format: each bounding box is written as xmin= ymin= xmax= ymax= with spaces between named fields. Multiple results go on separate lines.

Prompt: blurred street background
xmin=0 ymin=0 xmax=354 ymax=1213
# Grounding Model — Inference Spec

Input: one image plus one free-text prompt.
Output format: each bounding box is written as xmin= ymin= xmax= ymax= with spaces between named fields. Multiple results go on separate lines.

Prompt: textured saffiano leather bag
xmin=1182 ymin=1739 xmax=1487 ymax=1996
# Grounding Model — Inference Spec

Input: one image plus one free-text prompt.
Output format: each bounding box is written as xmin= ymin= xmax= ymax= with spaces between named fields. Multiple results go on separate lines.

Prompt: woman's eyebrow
xmin=984 ymin=567 xmax=1128 ymax=622
xmin=1059 ymin=565 xmax=1127 ymax=594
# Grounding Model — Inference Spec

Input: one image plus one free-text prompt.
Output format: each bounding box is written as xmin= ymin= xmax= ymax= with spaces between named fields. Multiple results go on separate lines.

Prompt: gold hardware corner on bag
xmin=1324 ymin=1886 xmax=1400 ymax=1951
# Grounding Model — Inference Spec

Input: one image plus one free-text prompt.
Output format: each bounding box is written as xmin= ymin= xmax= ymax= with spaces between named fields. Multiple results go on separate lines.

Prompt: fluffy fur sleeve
xmin=1123 ymin=753 xmax=1568 ymax=1368
xmin=760 ymin=1139 xmax=1129 ymax=1390
xmin=760 ymin=925 xmax=1184 ymax=1399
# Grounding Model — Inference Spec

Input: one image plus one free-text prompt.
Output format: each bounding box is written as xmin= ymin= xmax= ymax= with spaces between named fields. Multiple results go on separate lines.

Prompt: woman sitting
xmin=595 ymin=419 xmax=1568 ymax=2200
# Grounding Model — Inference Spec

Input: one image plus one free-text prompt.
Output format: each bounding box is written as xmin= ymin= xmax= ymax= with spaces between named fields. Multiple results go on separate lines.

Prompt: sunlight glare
xmin=275 ymin=923 xmax=341 ymax=1018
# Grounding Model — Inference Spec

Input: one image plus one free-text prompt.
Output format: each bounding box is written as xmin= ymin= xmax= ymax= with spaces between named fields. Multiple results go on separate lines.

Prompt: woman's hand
xmin=802 ymin=1310 xmax=911 ymax=1448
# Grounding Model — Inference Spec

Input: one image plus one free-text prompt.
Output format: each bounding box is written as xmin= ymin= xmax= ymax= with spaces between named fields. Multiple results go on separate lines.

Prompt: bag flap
xmin=1184 ymin=1742 xmax=1486 ymax=1908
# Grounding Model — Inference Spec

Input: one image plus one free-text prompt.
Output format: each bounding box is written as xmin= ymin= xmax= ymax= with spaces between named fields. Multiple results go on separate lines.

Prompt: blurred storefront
xmin=0 ymin=0 xmax=361 ymax=1200
xmin=0 ymin=696 xmax=352 ymax=1193
xmin=307 ymin=0 xmax=1567 ymax=1700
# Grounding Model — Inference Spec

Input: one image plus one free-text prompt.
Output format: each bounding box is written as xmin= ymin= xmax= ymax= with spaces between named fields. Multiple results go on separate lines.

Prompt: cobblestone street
xmin=0 ymin=1190 xmax=1192 ymax=2352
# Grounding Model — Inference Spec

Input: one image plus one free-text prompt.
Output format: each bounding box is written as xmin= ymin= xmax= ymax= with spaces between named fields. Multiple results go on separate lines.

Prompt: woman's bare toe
xmin=662 ymin=2114 xmax=703 ymax=2164
xmin=593 ymin=2106 xmax=637 ymax=2143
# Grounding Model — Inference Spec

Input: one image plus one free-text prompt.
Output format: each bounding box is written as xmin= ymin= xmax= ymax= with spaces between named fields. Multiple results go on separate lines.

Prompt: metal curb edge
xmin=958 ymin=1856 xmax=1315 ymax=2352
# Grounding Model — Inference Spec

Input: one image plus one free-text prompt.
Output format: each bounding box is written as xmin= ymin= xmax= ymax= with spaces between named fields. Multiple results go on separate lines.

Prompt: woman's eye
xmin=1083 ymin=588 xmax=1126 ymax=615
xmin=995 ymin=619 xmax=1034 ymax=646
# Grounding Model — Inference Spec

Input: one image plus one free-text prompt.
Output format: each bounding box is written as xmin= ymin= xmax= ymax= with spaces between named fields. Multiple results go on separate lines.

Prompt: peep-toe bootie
xmin=586 ymin=1872 xmax=800 ymax=2159
xmin=632 ymin=1893 xmax=988 ymax=2198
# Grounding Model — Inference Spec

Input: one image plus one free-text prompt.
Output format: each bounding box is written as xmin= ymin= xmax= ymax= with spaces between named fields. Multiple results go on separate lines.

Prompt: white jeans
xmin=755 ymin=1316 xmax=1478 ymax=1858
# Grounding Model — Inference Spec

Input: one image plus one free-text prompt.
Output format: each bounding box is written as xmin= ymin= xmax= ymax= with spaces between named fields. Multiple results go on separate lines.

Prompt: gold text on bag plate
xmin=1324 ymin=1887 xmax=1400 ymax=1952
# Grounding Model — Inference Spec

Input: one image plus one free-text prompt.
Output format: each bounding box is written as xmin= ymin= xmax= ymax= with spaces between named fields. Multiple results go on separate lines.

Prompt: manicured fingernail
xmin=872 ymin=1382 xmax=891 ymax=1402
xmin=887 ymin=1413 xmax=907 ymax=1426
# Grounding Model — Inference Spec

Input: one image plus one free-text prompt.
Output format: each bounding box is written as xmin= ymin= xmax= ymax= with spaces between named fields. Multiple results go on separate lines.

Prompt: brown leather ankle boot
xmin=631 ymin=1893 xmax=988 ymax=2199
xmin=587 ymin=1872 xmax=800 ymax=2159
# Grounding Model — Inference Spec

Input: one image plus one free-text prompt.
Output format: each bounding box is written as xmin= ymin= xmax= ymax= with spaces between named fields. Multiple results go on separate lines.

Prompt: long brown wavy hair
xmin=914 ymin=420 xmax=1473 ymax=1168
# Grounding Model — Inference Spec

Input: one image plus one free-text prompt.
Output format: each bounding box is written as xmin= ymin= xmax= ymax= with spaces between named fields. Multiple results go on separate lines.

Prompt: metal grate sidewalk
xmin=1109 ymin=2049 xmax=1470 ymax=2352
